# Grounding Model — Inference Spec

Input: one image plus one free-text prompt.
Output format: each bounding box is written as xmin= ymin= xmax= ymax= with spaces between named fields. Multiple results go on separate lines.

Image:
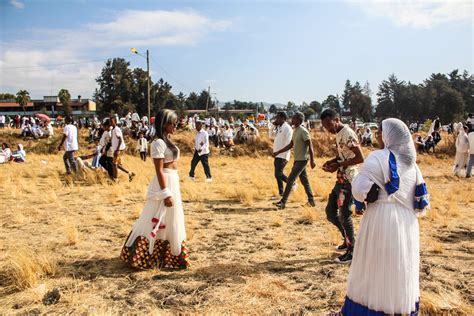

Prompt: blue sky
xmin=0 ymin=0 xmax=472 ymax=104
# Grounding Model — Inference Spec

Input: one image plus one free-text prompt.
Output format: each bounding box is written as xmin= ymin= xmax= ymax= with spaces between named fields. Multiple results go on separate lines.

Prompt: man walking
xmin=271 ymin=111 xmax=293 ymax=198
xmin=321 ymin=108 xmax=364 ymax=264
xmin=273 ymin=112 xmax=316 ymax=209
xmin=58 ymin=115 xmax=78 ymax=174
xmin=110 ymin=116 xmax=135 ymax=182
xmin=189 ymin=120 xmax=212 ymax=182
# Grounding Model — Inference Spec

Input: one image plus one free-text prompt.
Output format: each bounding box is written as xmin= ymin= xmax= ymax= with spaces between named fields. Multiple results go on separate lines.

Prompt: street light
xmin=131 ymin=48 xmax=151 ymax=122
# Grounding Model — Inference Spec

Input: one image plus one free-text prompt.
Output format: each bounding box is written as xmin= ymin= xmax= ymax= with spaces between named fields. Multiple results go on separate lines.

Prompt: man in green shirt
xmin=272 ymin=112 xmax=316 ymax=209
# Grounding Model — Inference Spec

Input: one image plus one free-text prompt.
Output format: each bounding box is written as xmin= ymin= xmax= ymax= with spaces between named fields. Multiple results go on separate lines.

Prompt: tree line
xmin=1 ymin=57 xmax=472 ymax=124
xmin=277 ymin=69 xmax=472 ymax=124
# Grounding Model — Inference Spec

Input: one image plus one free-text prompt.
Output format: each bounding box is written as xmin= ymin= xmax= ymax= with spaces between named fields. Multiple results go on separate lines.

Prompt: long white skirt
xmin=342 ymin=201 xmax=420 ymax=315
xmin=453 ymin=151 xmax=469 ymax=176
xmin=125 ymin=168 xmax=186 ymax=256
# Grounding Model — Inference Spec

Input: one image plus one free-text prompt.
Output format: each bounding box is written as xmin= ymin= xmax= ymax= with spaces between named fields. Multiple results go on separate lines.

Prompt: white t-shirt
xmin=195 ymin=129 xmax=210 ymax=156
xmin=336 ymin=124 xmax=359 ymax=182
xmin=273 ymin=122 xmax=293 ymax=161
xmin=63 ymin=124 xmax=79 ymax=151
xmin=111 ymin=126 xmax=126 ymax=151
xmin=151 ymin=139 xmax=180 ymax=163
xmin=0 ymin=115 xmax=5 ymax=124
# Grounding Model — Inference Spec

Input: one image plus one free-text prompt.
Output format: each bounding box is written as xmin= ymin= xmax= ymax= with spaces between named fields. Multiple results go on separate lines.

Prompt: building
xmin=0 ymin=95 xmax=96 ymax=117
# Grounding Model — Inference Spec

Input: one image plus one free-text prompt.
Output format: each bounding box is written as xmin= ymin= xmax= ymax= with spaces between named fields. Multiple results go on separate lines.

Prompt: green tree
xmin=341 ymin=80 xmax=352 ymax=113
xmin=95 ymin=58 xmax=134 ymax=116
xmin=0 ymin=93 xmax=15 ymax=100
xmin=15 ymin=90 xmax=30 ymax=114
xmin=309 ymin=101 xmax=322 ymax=114
xmin=322 ymin=95 xmax=341 ymax=113
xmin=269 ymin=104 xmax=278 ymax=114
xmin=58 ymin=88 xmax=72 ymax=116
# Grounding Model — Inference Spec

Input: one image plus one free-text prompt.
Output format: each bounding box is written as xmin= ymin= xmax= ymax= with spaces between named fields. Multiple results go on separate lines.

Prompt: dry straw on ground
xmin=0 ymin=129 xmax=472 ymax=314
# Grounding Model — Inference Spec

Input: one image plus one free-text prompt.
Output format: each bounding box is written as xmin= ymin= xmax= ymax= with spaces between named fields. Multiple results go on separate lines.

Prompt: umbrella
xmin=35 ymin=113 xmax=50 ymax=122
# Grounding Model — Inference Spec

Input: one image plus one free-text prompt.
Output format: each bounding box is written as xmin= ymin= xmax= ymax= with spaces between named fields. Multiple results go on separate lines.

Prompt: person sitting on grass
xmin=222 ymin=124 xmax=235 ymax=149
xmin=235 ymin=124 xmax=248 ymax=144
xmin=424 ymin=135 xmax=435 ymax=153
xmin=11 ymin=144 xmax=26 ymax=162
xmin=414 ymin=136 xmax=426 ymax=153
xmin=361 ymin=128 xmax=373 ymax=146
xmin=0 ymin=143 xmax=12 ymax=164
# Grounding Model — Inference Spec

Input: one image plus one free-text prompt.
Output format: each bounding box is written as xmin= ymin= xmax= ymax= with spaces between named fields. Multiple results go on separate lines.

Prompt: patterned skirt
xmin=120 ymin=233 xmax=190 ymax=270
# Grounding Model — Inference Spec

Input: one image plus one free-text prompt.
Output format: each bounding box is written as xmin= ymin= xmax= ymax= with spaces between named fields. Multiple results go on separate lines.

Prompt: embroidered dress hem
xmin=121 ymin=234 xmax=190 ymax=270
xmin=342 ymin=296 xmax=419 ymax=316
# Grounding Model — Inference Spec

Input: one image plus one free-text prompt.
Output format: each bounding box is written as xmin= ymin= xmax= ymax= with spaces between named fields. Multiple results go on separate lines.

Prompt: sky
xmin=0 ymin=0 xmax=472 ymax=104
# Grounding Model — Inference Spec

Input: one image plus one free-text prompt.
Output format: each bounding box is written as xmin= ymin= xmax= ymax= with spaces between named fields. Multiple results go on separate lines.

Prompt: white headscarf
xmin=354 ymin=119 xmax=429 ymax=215
xmin=382 ymin=118 xmax=416 ymax=166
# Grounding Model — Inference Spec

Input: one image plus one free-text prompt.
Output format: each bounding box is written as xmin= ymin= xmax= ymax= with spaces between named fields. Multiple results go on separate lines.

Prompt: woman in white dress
xmin=341 ymin=118 xmax=429 ymax=315
xmin=121 ymin=109 xmax=189 ymax=270
xmin=453 ymin=124 xmax=469 ymax=177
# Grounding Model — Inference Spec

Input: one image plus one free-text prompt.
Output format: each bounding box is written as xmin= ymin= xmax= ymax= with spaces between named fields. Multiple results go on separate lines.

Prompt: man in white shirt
xmin=272 ymin=112 xmax=293 ymax=197
xmin=57 ymin=115 xmax=79 ymax=174
xmin=465 ymin=128 xmax=474 ymax=178
xmin=189 ymin=120 xmax=212 ymax=181
xmin=0 ymin=115 xmax=5 ymax=129
xmin=110 ymin=116 xmax=134 ymax=181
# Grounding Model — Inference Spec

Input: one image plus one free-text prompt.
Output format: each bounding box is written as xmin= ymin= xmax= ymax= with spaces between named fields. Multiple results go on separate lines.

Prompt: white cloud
xmin=351 ymin=0 xmax=472 ymax=29
xmin=10 ymin=0 xmax=25 ymax=9
xmin=0 ymin=9 xmax=231 ymax=98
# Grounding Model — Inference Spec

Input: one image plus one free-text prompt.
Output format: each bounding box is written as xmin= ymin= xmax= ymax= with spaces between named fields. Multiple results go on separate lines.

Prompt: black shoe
xmin=129 ymin=172 xmax=136 ymax=182
xmin=306 ymin=200 xmax=316 ymax=207
xmin=274 ymin=201 xmax=285 ymax=209
xmin=334 ymin=250 xmax=353 ymax=264
xmin=335 ymin=243 xmax=347 ymax=252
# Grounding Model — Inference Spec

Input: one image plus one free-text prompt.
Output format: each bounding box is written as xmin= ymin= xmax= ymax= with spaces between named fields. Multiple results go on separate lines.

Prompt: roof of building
xmin=0 ymin=102 xmax=34 ymax=108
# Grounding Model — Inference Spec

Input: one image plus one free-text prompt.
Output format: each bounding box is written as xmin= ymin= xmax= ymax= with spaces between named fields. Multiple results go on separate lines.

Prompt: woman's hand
xmin=164 ymin=196 xmax=174 ymax=207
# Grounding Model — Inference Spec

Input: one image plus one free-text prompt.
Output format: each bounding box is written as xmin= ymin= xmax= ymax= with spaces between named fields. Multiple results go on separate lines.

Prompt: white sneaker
xmin=205 ymin=178 xmax=213 ymax=182
xmin=189 ymin=176 xmax=195 ymax=181
xmin=292 ymin=183 xmax=298 ymax=191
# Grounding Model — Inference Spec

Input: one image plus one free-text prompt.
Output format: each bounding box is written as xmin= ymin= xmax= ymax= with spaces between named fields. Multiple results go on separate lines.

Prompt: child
xmin=137 ymin=132 xmax=148 ymax=161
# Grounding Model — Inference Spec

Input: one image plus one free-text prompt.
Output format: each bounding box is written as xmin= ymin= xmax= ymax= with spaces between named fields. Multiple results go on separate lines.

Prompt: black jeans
xmin=325 ymin=182 xmax=355 ymax=249
xmin=189 ymin=152 xmax=212 ymax=179
xmin=140 ymin=151 xmax=146 ymax=161
xmin=280 ymin=160 xmax=314 ymax=204
xmin=274 ymin=158 xmax=288 ymax=196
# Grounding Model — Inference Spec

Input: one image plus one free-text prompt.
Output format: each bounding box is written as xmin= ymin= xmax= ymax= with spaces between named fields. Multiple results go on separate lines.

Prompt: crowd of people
xmin=117 ymin=108 xmax=431 ymax=315
xmin=2 ymin=108 xmax=474 ymax=315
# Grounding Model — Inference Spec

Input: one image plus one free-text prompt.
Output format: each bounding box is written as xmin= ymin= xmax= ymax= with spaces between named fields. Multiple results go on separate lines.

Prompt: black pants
xmin=140 ymin=151 xmax=146 ymax=161
xmin=325 ymin=182 xmax=355 ymax=249
xmin=99 ymin=155 xmax=114 ymax=178
xmin=281 ymin=160 xmax=314 ymax=204
xmin=274 ymin=158 xmax=288 ymax=196
xmin=189 ymin=152 xmax=212 ymax=179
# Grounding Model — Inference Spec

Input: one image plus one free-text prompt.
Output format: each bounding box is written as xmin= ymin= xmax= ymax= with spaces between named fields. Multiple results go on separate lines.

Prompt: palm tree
xmin=58 ymin=89 xmax=71 ymax=115
xmin=15 ymin=90 xmax=31 ymax=115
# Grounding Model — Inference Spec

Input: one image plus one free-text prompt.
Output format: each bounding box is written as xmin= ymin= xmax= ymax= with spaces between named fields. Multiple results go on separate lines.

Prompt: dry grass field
xmin=0 ymin=129 xmax=473 ymax=315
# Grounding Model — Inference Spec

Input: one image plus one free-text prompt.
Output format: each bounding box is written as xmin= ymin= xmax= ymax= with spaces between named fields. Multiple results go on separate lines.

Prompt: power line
xmin=148 ymin=55 xmax=194 ymax=92
xmin=0 ymin=54 xmax=135 ymax=70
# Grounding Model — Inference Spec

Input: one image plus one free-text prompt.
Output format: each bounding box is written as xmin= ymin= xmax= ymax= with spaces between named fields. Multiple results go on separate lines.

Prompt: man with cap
xmin=189 ymin=120 xmax=212 ymax=182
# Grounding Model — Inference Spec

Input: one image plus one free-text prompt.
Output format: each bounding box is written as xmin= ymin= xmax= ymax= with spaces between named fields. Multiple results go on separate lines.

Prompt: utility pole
xmin=146 ymin=49 xmax=151 ymax=122
xmin=205 ymin=85 xmax=210 ymax=115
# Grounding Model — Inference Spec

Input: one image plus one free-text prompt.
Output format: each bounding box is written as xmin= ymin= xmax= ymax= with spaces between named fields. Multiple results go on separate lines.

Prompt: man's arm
xmin=58 ymin=134 xmax=67 ymax=150
xmin=336 ymin=146 xmax=364 ymax=168
xmin=273 ymin=140 xmax=293 ymax=157
xmin=306 ymin=139 xmax=316 ymax=169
